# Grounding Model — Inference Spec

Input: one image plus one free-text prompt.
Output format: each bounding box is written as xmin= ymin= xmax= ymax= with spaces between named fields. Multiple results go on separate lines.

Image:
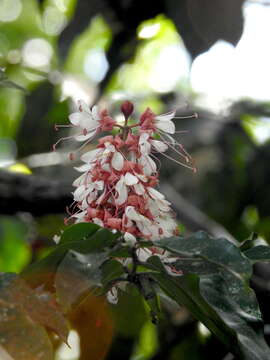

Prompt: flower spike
xmin=56 ymin=100 xmax=196 ymax=242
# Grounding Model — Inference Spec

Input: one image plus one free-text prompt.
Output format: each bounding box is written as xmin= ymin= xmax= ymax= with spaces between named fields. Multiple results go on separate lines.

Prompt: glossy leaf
xmin=55 ymin=250 xmax=108 ymax=311
xmin=244 ymin=245 xmax=270 ymax=263
xmin=147 ymin=246 xmax=270 ymax=360
xmin=110 ymin=285 xmax=148 ymax=338
xmin=22 ymin=227 xmax=120 ymax=288
xmin=101 ymin=259 xmax=125 ymax=287
xmin=59 ymin=223 xmax=100 ymax=244
xmin=155 ymin=231 xmax=251 ymax=279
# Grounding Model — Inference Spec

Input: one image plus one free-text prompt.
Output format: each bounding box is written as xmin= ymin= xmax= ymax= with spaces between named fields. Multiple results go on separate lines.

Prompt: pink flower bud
xmin=121 ymin=101 xmax=134 ymax=119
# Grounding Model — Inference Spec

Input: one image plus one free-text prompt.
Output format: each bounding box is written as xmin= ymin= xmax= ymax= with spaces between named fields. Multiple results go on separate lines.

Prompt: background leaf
xmin=147 ymin=231 xmax=270 ymax=360
xmin=244 ymin=245 xmax=270 ymax=263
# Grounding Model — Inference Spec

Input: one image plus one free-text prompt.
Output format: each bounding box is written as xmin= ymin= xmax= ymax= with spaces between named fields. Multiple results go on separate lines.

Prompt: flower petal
xmin=73 ymin=173 xmax=87 ymax=187
xmin=95 ymin=180 xmax=104 ymax=191
xmin=150 ymin=139 xmax=168 ymax=152
xmin=73 ymin=185 xmax=87 ymax=202
xmin=139 ymin=155 xmax=156 ymax=175
xmin=124 ymin=172 xmax=138 ymax=186
xmin=139 ymin=132 xmax=151 ymax=154
xmin=91 ymin=105 xmax=100 ymax=121
xmin=148 ymin=187 xmax=165 ymax=200
xmin=155 ymin=111 xmax=175 ymax=121
xmin=92 ymin=218 xmax=104 ymax=227
xmin=81 ymin=148 xmax=101 ymax=163
xmin=156 ymin=119 xmax=175 ymax=134
xmin=74 ymin=130 xmax=97 ymax=142
xmin=107 ymin=287 xmax=118 ymax=304
xmin=111 ymin=151 xmax=124 ymax=171
xmin=69 ymin=112 xmax=83 ymax=126
xmin=124 ymin=232 xmax=137 ymax=246
xmin=74 ymin=163 xmax=92 ymax=172
xmin=133 ymin=183 xmax=145 ymax=195
xmin=78 ymin=100 xmax=90 ymax=113
xmin=125 ymin=206 xmax=141 ymax=221
xmin=115 ymin=176 xmax=128 ymax=205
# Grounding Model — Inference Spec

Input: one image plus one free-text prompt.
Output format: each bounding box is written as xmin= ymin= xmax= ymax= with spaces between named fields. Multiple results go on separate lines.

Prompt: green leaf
xmin=147 ymin=250 xmax=270 ymax=360
xmin=244 ymin=245 xmax=270 ymax=263
xmin=59 ymin=223 xmax=100 ymax=244
xmin=22 ymin=227 xmax=120 ymax=288
xmin=155 ymin=231 xmax=251 ymax=279
xmin=110 ymin=285 xmax=148 ymax=338
xmin=55 ymin=250 xmax=108 ymax=311
xmin=101 ymin=259 xmax=125 ymax=287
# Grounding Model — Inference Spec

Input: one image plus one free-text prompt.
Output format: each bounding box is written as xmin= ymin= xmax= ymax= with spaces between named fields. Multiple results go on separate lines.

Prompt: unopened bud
xmin=121 ymin=100 xmax=134 ymax=120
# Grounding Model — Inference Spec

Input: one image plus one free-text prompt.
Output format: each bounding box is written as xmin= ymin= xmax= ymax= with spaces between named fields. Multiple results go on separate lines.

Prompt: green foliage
xmin=2 ymin=222 xmax=270 ymax=359
xmin=0 ymin=216 xmax=31 ymax=272
xmin=151 ymin=232 xmax=270 ymax=360
xmin=21 ymin=226 xmax=270 ymax=359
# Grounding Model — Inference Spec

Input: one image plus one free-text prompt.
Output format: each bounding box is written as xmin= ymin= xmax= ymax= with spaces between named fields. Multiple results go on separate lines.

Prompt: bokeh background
xmin=0 ymin=0 xmax=270 ymax=359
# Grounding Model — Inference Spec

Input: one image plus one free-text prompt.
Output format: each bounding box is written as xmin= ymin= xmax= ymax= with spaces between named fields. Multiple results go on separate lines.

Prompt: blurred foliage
xmin=0 ymin=216 xmax=31 ymax=272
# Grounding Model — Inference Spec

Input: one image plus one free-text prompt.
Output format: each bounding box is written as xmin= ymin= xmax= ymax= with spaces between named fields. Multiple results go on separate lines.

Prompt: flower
xmin=139 ymin=107 xmax=176 ymax=134
xmin=56 ymin=100 xmax=196 ymax=243
xmin=53 ymin=100 xmax=116 ymax=152
xmin=55 ymin=100 xmax=197 ymax=303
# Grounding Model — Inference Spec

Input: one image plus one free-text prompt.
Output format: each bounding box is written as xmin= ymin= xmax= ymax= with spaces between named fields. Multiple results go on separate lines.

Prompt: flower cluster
xmin=54 ymin=100 xmax=196 ymax=244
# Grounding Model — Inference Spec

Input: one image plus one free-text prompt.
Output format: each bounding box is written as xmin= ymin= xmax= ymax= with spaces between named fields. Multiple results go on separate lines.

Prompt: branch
xmin=0 ymin=170 xmax=72 ymax=216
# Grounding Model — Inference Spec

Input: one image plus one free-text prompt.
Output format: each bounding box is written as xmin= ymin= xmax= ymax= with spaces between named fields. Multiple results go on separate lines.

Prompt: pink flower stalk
xmin=56 ymin=100 xmax=196 ymax=244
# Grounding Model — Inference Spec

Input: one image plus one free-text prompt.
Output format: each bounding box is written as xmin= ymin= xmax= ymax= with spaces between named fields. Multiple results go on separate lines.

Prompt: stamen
xmin=52 ymin=135 xmax=76 ymax=150
xmin=75 ymin=132 xmax=97 ymax=153
xmin=174 ymin=113 xmax=198 ymax=120
xmin=149 ymin=153 xmax=162 ymax=172
xmin=179 ymin=143 xmax=193 ymax=161
xmin=160 ymin=151 xmax=196 ymax=171
xmin=159 ymin=133 xmax=188 ymax=162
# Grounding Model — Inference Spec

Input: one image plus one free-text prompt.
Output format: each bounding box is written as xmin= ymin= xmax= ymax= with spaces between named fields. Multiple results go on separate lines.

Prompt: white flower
xmin=136 ymin=248 xmax=152 ymax=262
xmin=139 ymin=133 xmax=151 ymax=154
xmin=107 ymin=286 xmax=118 ymax=304
xmin=69 ymin=101 xmax=100 ymax=141
xmin=133 ymin=182 xmax=145 ymax=195
xmin=115 ymin=176 xmax=128 ymax=205
xmin=138 ymin=155 xmax=157 ymax=175
xmin=155 ymin=111 xmax=176 ymax=134
xmin=111 ymin=151 xmax=124 ymax=171
xmin=148 ymin=187 xmax=165 ymax=200
xmin=125 ymin=206 xmax=142 ymax=222
xmin=124 ymin=232 xmax=137 ymax=246
xmin=81 ymin=148 xmax=102 ymax=163
xmin=124 ymin=172 xmax=138 ymax=185
xmin=156 ymin=216 xmax=177 ymax=238
xmin=53 ymin=234 xmax=61 ymax=244
xmin=150 ymin=139 xmax=168 ymax=152
xmin=115 ymin=174 xmax=139 ymax=205
xmin=92 ymin=218 xmax=104 ymax=227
